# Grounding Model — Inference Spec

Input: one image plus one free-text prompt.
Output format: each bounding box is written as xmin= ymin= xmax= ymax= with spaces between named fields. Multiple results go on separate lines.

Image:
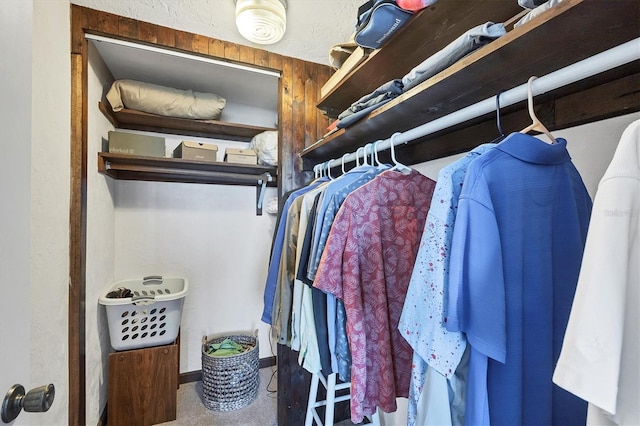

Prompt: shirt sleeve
xmin=447 ymin=185 xmax=507 ymax=364
xmin=314 ymin=201 xmax=352 ymax=300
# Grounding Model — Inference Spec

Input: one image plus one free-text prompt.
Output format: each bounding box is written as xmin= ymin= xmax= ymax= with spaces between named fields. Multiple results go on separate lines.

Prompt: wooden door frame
xmin=69 ymin=5 xmax=329 ymax=424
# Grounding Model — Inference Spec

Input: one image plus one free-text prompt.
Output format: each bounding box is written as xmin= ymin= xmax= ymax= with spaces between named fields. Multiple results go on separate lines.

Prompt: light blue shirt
xmin=399 ymin=144 xmax=494 ymax=426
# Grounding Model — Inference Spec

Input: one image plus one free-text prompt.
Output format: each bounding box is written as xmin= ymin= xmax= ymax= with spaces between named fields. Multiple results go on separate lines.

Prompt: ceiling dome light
xmin=236 ymin=0 xmax=287 ymax=45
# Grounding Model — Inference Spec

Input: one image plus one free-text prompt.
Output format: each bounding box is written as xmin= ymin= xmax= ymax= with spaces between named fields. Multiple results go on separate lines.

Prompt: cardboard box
xmin=224 ymin=148 xmax=257 ymax=165
xmin=108 ymin=131 xmax=165 ymax=157
xmin=173 ymin=141 xmax=218 ymax=162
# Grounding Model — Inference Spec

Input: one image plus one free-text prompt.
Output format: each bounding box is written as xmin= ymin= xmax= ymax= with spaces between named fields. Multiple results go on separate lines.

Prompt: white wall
xmin=221 ymin=102 xmax=278 ymax=129
xmin=85 ymin=42 xmax=117 ymax=424
xmin=0 ymin=2 xmax=33 ymax=426
xmin=113 ymin=179 xmax=277 ymax=371
xmin=1 ymin=3 xmax=69 ymax=424
xmin=554 ymin=114 xmax=640 ymax=197
xmin=31 ymin=0 xmax=70 ymax=424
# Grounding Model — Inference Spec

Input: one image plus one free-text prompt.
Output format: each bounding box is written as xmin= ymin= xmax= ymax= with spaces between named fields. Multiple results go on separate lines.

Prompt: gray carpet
xmin=159 ymin=365 xmax=363 ymax=425
xmin=160 ymin=366 xmax=278 ymax=426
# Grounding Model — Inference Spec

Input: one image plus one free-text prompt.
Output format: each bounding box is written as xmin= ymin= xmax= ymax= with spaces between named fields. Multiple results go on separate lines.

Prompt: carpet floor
xmin=160 ymin=366 xmax=278 ymax=426
xmin=159 ymin=366 xmax=362 ymax=425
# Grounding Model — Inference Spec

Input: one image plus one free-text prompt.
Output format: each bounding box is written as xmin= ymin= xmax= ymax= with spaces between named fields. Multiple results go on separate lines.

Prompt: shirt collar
xmin=496 ymin=133 xmax=571 ymax=165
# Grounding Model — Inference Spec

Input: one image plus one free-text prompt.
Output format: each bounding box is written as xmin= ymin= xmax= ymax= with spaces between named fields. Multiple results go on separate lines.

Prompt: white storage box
xmin=99 ymin=276 xmax=189 ymax=351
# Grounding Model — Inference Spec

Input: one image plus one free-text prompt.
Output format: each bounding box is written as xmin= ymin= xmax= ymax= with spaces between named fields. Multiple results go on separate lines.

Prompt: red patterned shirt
xmin=315 ymin=169 xmax=436 ymax=423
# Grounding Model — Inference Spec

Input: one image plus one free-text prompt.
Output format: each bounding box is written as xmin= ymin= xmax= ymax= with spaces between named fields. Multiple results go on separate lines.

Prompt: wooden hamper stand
xmin=107 ymin=339 xmax=179 ymax=426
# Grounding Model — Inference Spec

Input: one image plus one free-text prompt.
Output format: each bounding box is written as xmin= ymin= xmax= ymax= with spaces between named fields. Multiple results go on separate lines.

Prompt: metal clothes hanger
xmin=520 ymin=76 xmax=557 ymax=144
xmin=488 ymin=90 xmax=508 ymax=144
xmin=496 ymin=90 xmax=506 ymax=137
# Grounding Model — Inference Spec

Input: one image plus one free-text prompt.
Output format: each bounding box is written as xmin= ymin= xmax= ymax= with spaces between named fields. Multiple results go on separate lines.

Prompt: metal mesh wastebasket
xmin=201 ymin=331 xmax=259 ymax=411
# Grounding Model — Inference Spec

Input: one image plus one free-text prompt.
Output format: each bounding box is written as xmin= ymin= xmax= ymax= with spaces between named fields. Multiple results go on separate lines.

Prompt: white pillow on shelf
xmin=106 ymin=79 xmax=226 ymax=120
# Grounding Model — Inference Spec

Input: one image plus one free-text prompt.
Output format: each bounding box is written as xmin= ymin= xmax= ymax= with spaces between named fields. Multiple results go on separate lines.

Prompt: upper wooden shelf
xmin=99 ymin=102 xmax=276 ymax=142
xmin=98 ymin=152 xmax=277 ymax=186
xmin=304 ymin=0 xmax=640 ymax=165
xmin=317 ymin=0 xmax=524 ymax=117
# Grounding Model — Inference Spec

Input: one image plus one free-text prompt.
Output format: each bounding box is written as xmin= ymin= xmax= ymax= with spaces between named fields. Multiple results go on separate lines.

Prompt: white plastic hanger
xmin=341 ymin=153 xmax=349 ymax=175
xmin=367 ymin=143 xmax=377 ymax=167
xmin=520 ymin=76 xmax=557 ymax=144
xmin=373 ymin=140 xmax=390 ymax=170
xmin=326 ymin=159 xmax=335 ymax=180
xmin=389 ymin=133 xmax=412 ymax=174
xmin=373 ymin=140 xmax=383 ymax=166
xmin=355 ymin=147 xmax=364 ymax=167
xmin=361 ymin=146 xmax=370 ymax=167
xmin=313 ymin=164 xmax=325 ymax=181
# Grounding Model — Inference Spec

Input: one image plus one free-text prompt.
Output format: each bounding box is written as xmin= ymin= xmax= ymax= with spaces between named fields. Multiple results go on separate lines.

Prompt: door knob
xmin=2 ymin=384 xmax=55 ymax=423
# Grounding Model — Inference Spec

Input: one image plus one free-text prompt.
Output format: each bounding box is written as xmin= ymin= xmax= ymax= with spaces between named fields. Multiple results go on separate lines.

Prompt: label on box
xmin=108 ymin=131 xmax=165 ymax=157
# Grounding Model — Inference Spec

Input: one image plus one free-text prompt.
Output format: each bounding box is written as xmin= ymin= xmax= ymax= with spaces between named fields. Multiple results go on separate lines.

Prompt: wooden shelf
xmin=317 ymin=1 xmax=524 ymax=117
xmin=304 ymin=0 xmax=640 ymax=167
xmin=98 ymin=100 xmax=279 ymax=187
xmin=98 ymin=152 xmax=278 ymax=186
xmin=99 ymin=102 xmax=276 ymax=142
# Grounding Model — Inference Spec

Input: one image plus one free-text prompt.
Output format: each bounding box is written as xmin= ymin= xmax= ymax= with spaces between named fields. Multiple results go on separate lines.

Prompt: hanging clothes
xmin=291 ymin=192 xmax=322 ymax=352
xmin=553 ymin=119 xmax=640 ymax=426
xmin=399 ymin=143 xmax=495 ymax=426
xmin=285 ymin=165 xmax=383 ymax=375
xmin=295 ymin=193 xmax=334 ymax=375
xmin=446 ymin=133 xmax=591 ymax=425
xmin=307 ymin=165 xmax=382 ymax=280
xmin=306 ymin=164 xmax=383 ymax=380
xmin=293 ymin=185 xmax=327 ymax=372
xmin=314 ymin=169 xmax=436 ymax=423
xmin=262 ymin=178 xmax=328 ymax=325
xmin=274 ymin=182 xmax=331 ymax=347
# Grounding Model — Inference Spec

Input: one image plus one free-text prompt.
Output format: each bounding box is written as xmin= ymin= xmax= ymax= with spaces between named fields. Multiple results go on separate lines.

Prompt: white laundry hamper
xmin=99 ymin=275 xmax=188 ymax=351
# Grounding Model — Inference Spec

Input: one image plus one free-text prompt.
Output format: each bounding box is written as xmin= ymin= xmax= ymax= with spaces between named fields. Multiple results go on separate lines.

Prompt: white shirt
xmin=553 ymin=120 xmax=640 ymax=425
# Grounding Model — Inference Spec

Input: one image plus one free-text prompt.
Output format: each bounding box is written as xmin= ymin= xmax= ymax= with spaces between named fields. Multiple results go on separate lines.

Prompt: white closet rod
xmin=315 ymin=37 xmax=640 ymax=172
